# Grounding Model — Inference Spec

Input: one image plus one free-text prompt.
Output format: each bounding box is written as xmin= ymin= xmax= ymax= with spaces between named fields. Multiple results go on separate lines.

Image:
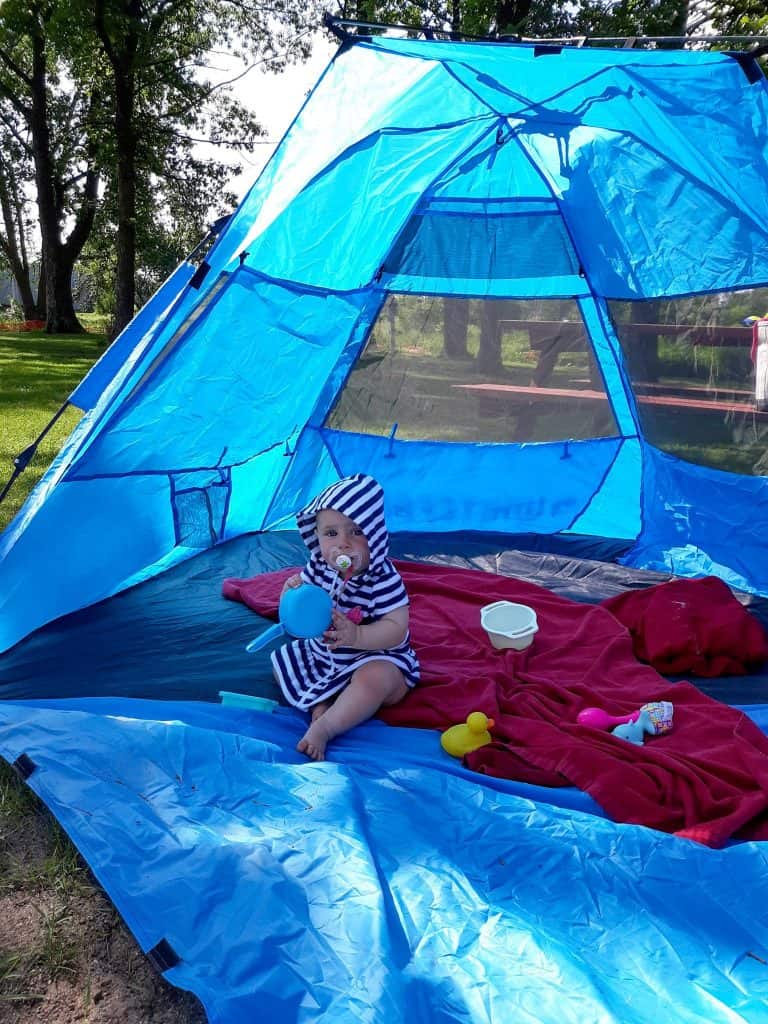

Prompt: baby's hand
xmin=324 ymin=607 xmax=360 ymax=650
xmin=280 ymin=573 xmax=303 ymax=596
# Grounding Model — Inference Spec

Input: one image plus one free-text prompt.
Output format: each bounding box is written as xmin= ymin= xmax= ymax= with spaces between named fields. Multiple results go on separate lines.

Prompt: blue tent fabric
xmin=2 ymin=698 xmax=768 ymax=1023
xmin=621 ymin=446 xmax=768 ymax=594
xmin=3 ymin=39 xmax=768 ymax=649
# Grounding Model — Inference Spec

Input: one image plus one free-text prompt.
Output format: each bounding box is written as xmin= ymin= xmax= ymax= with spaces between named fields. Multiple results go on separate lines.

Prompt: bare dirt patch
xmin=1 ymin=761 xmax=206 ymax=1024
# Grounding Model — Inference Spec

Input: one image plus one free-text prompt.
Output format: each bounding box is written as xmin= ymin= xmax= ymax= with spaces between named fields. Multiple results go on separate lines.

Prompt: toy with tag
xmin=578 ymin=701 xmax=674 ymax=745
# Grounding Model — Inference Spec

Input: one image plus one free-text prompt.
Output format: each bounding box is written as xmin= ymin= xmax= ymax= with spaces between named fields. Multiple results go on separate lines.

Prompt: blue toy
xmin=218 ymin=691 xmax=278 ymax=711
xmin=245 ymin=584 xmax=333 ymax=653
xmin=611 ymin=701 xmax=674 ymax=745
xmin=611 ymin=710 xmax=653 ymax=745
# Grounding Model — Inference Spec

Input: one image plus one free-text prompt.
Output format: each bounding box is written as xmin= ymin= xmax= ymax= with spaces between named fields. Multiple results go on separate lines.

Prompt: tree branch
xmin=63 ymin=166 xmax=99 ymax=261
xmin=0 ymin=76 xmax=31 ymax=120
xmin=0 ymin=44 xmax=33 ymax=90
xmin=0 ymin=108 xmax=33 ymax=156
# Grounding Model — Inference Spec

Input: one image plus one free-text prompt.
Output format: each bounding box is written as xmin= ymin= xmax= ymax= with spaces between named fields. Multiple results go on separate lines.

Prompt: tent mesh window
xmin=326 ymin=296 xmax=618 ymax=443
xmin=170 ymin=469 xmax=230 ymax=547
xmin=609 ymin=288 xmax=768 ymax=476
xmin=382 ymin=201 xmax=580 ymax=280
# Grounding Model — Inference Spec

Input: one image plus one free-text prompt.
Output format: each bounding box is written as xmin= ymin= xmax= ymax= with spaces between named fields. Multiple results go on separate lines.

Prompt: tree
xmin=706 ymin=1 xmax=768 ymax=43
xmin=0 ymin=0 xmax=321 ymax=336
xmin=0 ymin=1 xmax=101 ymax=333
xmin=61 ymin=0 xmax=320 ymax=337
xmin=0 ymin=102 xmax=43 ymax=320
xmin=338 ymin=0 xmax=574 ymax=37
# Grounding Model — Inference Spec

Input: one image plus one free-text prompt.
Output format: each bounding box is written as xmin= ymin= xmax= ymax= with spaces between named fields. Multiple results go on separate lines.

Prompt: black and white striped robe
xmin=271 ymin=474 xmax=420 ymax=711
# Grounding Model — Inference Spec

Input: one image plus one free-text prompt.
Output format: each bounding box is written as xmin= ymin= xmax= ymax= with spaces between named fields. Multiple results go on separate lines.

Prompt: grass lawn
xmin=0 ymin=320 xmax=106 ymax=533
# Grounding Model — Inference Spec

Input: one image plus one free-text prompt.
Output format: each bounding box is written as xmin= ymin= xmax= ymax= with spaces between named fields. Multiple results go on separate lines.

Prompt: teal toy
xmin=611 ymin=701 xmax=674 ymax=745
xmin=219 ymin=691 xmax=278 ymax=711
xmin=612 ymin=710 xmax=653 ymax=745
xmin=245 ymin=583 xmax=333 ymax=653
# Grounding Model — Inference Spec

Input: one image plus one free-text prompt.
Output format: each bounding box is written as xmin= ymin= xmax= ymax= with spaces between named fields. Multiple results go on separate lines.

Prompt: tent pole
xmin=321 ymin=15 xmax=768 ymax=50
xmin=0 ymin=402 xmax=71 ymax=506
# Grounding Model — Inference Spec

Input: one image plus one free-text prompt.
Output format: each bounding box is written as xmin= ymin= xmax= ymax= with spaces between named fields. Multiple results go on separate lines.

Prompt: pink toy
xmin=577 ymin=707 xmax=640 ymax=730
xmin=578 ymin=701 xmax=674 ymax=744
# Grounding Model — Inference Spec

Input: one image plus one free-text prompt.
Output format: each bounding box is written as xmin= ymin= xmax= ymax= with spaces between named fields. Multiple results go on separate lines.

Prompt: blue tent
xmin=3 ymin=35 xmax=768 ymax=650
xmin=3 ymin=32 xmax=768 ymax=1024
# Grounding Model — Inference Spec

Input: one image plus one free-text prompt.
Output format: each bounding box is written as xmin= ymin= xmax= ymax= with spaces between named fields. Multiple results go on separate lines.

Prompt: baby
xmin=272 ymin=473 xmax=419 ymax=759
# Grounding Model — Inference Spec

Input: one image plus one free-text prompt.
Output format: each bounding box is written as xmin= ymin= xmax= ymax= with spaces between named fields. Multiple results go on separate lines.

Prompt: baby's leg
xmin=311 ymin=699 xmax=333 ymax=722
xmin=297 ymin=661 xmax=408 ymax=761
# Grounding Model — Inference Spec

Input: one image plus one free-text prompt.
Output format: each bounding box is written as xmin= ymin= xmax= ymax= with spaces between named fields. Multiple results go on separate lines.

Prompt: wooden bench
xmin=500 ymin=320 xmax=752 ymax=349
xmin=452 ymin=382 xmax=768 ymax=419
xmin=497 ymin=319 xmax=753 ymax=393
xmin=632 ymin=380 xmax=754 ymax=400
xmin=616 ymin=323 xmax=751 ymax=347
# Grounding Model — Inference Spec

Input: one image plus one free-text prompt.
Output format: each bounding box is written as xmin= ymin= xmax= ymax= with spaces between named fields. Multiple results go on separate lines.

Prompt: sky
xmin=205 ymin=33 xmax=338 ymax=203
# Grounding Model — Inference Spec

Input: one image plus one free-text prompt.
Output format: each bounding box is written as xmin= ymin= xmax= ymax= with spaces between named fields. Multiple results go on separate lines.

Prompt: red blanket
xmin=223 ymin=563 xmax=768 ymax=847
xmin=601 ymin=575 xmax=768 ymax=676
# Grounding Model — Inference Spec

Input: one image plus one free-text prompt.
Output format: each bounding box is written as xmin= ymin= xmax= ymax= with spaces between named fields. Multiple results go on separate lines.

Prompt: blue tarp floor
xmin=2 ymin=697 xmax=768 ymax=1023
xmin=3 ymin=532 xmax=768 ymax=1022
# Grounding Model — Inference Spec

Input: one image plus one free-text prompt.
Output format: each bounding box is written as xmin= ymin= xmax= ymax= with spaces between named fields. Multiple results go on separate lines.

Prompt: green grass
xmin=0 ymin=757 xmax=40 ymax=825
xmin=0 ymin=319 xmax=106 ymax=533
xmin=0 ymin=951 xmax=45 ymax=1007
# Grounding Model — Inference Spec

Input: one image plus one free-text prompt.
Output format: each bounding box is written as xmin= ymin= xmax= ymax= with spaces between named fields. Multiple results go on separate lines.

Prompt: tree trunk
xmin=627 ymin=300 xmax=662 ymax=382
xmin=35 ymin=255 xmax=46 ymax=320
xmin=112 ymin=69 xmax=137 ymax=337
xmin=46 ymin=250 xmax=81 ymax=332
xmin=4 ymin=253 xmax=37 ymax=320
xmin=0 ymin=160 xmax=39 ymax=319
xmin=28 ymin=15 xmax=84 ymax=333
xmin=94 ymin=0 xmax=139 ymax=339
xmin=451 ymin=0 xmax=461 ymax=33
xmin=477 ymin=300 xmax=504 ymax=374
xmin=495 ymin=0 xmax=532 ymax=34
xmin=443 ymin=297 xmax=470 ymax=358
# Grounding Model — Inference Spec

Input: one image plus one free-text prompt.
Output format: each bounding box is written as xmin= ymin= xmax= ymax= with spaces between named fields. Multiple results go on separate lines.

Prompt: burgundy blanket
xmin=223 ymin=563 xmax=768 ymax=847
xmin=601 ymin=575 xmax=768 ymax=676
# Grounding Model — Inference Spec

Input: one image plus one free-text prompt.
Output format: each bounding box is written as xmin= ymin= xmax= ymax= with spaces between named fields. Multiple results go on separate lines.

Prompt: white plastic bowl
xmin=480 ymin=601 xmax=539 ymax=650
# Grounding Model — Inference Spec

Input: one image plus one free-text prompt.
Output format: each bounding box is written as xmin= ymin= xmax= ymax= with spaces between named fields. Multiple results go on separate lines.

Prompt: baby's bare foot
xmin=297 ymin=717 xmax=333 ymax=760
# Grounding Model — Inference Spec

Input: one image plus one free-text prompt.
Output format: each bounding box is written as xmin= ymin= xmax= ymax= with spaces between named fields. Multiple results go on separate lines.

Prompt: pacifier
xmin=336 ymin=554 xmax=354 ymax=579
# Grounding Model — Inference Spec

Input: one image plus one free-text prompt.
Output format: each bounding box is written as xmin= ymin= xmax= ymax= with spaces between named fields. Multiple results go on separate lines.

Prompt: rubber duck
xmin=440 ymin=712 xmax=495 ymax=758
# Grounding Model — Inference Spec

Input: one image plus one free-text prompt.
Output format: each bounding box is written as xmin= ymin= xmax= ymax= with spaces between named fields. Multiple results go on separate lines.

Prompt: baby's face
xmin=316 ymin=509 xmax=370 ymax=575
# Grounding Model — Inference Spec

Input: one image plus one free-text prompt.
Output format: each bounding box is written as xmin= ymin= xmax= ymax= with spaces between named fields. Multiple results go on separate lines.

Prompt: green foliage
xmin=0 ymin=951 xmax=45 ymax=1006
xmin=708 ymin=1 xmax=768 ymax=36
xmin=0 ymin=758 xmax=39 ymax=827
xmin=67 ymin=0 xmax=323 ymax=327
xmin=0 ymin=0 xmax=323 ymax=329
xmin=339 ymin=0 xmax=724 ymax=39
xmin=570 ymin=0 xmax=688 ymax=39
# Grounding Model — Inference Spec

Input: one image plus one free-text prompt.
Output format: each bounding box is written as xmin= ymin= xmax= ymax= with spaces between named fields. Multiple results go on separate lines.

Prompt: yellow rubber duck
xmin=440 ymin=712 xmax=495 ymax=758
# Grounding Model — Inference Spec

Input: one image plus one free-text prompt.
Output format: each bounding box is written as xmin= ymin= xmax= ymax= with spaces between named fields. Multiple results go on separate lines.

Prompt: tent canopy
xmin=2 ymin=36 xmax=768 ymax=651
